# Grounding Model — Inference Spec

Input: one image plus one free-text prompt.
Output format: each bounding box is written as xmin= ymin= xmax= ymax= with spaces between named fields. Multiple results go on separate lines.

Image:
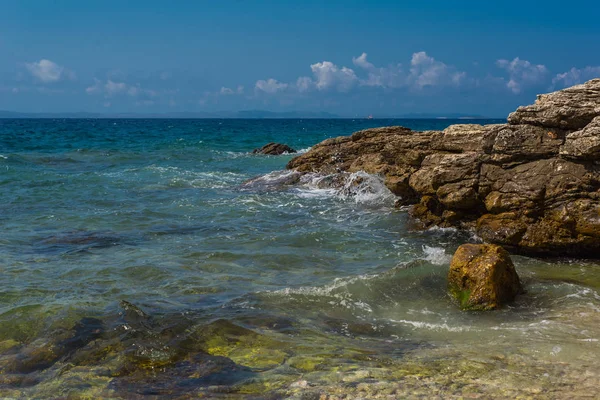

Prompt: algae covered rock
xmin=190 ymin=319 xmax=288 ymax=370
xmin=253 ymin=142 xmax=296 ymax=155
xmin=448 ymin=244 xmax=522 ymax=310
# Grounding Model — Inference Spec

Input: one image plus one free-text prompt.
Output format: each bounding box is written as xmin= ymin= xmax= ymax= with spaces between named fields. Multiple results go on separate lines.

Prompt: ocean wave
xmin=100 ymin=166 xmax=246 ymax=189
xmin=388 ymin=319 xmax=472 ymax=332
xmin=268 ymin=273 xmax=376 ymax=297
xmin=243 ymin=170 xmax=396 ymax=206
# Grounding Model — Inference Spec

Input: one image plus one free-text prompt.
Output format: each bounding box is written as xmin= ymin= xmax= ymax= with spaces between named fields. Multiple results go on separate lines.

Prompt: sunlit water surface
xmin=0 ymin=118 xmax=598 ymax=399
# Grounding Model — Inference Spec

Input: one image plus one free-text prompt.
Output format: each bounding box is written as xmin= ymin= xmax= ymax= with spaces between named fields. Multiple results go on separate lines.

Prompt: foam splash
xmin=389 ymin=319 xmax=472 ymax=332
xmin=296 ymin=147 xmax=312 ymax=154
xmin=298 ymin=171 xmax=396 ymax=206
xmin=242 ymin=170 xmax=396 ymax=206
xmin=422 ymin=245 xmax=451 ymax=265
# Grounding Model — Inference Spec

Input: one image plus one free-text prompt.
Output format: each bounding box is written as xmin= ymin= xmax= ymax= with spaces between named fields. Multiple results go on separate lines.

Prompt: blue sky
xmin=1 ymin=0 xmax=600 ymax=116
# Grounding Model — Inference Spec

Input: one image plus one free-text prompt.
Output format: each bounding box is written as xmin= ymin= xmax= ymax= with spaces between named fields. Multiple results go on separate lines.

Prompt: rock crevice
xmin=286 ymin=79 xmax=600 ymax=257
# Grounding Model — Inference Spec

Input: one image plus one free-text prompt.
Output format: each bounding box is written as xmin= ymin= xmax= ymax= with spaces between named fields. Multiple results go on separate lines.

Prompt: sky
xmin=1 ymin=0 xmax=600 ymax=117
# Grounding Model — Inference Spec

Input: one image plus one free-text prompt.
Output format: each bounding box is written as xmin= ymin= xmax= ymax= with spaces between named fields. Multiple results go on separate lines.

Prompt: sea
xmin=0 ymin=118 xmax=599 ymax=398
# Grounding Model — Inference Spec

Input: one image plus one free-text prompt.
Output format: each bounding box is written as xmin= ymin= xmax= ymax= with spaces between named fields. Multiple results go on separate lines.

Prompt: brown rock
xmin=490 ymin=124 xmax=565 ymax=164
xmin=560 ymin=116 xmax=600 ymax=160
xmin=253 ymin=143 xmax=296 ymax=155
xmin=283 ymin=79 xmax=600 ymax=257
xmin=507 ymin=78 xmax=600 ymax=130
xmin=431 ymin=124 xmax=498 ymax=153
xmin=448 ymin=244 xmax=522 ymax=310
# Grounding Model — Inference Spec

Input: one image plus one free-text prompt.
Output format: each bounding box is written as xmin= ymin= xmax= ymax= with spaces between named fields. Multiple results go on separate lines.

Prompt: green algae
xmin=449 ymin=286 xmax=476 ymax=310
xmin=0 ymin=339 xmax=20 ymax=353
xmin=288 ymin=355 xmax=326 ymax=372
xmin=191 ymin=319 xmax=289 ymax=370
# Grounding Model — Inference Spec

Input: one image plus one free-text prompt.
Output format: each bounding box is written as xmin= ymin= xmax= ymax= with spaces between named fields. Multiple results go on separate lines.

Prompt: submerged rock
xmin=189 ymin=319 xmax=289 ymax=370
xmin=253 ymin=142 xmax=297 ymax=155
xmin=448 ymin=244 xmax=522 ymax=310
xmin=2 ymin=317 xmax=105 ymax=374
xmin=286 ymin=79 xmax=600 ymax=257
xmin=110 ymin=352 xmax=254 ymax=397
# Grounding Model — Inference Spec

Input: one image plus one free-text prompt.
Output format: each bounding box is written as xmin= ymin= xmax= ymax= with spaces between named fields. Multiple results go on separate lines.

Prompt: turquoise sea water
xmin=1 ymin=118 xmax=599 ymax=398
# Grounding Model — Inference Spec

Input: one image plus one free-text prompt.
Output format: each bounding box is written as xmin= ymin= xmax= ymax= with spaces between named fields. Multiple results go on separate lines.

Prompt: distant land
xmin=0 ymin=110 xmax=496 ymax=119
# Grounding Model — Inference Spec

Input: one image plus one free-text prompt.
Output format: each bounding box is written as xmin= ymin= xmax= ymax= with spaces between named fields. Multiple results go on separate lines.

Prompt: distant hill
xmin=0 ymin=110 xmax=341 ymax=119
xmin=385 ymin=113 xmax=492 ymax=119
xmin=0 ymin=109 xmax=503 ymax=119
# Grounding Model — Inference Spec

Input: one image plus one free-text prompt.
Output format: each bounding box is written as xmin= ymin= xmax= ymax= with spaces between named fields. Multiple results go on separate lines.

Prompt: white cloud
xmin=25 ymin=59 xmax=74 ymax=83
xmin=253 ymin=52 xmax=464 ymax=95
xmin=352 ymin=52 xmax=375 ymax=70
xmin=408 ymin=51 xmax=464 ymax=89
xmin=351 ymin=51 xmax=464 ymax=90
xmin=352 ymin=52 xmax=404 ymax=88
xmin=85 ymin=79 xmax=101 ymax=94
xmin=496 ymin=57 xmax=548 ymax=94
xmin=255 ymin=78 xmax=288 ymax=94
xmin=220 ymin=85 xmax=244 ymax=95
xmin=86 ymin=79 xmax=157 ymax=98
xmin=105 ymin=80 xmax=127 ymax=95
xmin=552 ymin=66 xmax=600 ymax=88
xmin=296 ymin=76 xmax=313 ymax=92
xmin=310 ymin=61 xmax=357 ymax=92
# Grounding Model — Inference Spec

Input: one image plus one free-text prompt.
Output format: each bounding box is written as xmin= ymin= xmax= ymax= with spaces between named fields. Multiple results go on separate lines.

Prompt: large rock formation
xmin=287 ymin=79 xmax=600 ymax=257
xmin=448 ymin=244 xmax=522 ymax=310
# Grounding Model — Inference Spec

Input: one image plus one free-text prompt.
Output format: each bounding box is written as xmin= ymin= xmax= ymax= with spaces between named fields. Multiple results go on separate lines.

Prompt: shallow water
xmin=1 ymin=118 xmax=599 ymax=398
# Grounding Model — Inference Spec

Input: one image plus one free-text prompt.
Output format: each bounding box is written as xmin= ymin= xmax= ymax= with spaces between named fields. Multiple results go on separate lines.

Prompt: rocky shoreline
xmin=286 ymin=79 xmax=600 ymax=257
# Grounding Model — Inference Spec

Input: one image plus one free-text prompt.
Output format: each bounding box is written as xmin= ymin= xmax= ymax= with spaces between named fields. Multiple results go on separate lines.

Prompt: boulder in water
xmin=448 ymin=244 xmax=522 ymax=310
xmin=253 ymin=142 xmax=297 ymax=155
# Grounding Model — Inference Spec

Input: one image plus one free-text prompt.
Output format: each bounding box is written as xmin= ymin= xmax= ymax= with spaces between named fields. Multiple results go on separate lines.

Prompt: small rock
xmin=253 ymin=143 xmax=297 ymax=155
xmin=290 ymin=379 xmax=309 ymax=388
xmin=448 ymin=244 xmax=522 ymax=310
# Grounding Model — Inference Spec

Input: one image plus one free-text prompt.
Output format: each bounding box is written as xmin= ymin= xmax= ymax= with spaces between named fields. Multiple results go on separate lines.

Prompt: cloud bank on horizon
xmin=5 ymin=51 xmax=598 ymax=116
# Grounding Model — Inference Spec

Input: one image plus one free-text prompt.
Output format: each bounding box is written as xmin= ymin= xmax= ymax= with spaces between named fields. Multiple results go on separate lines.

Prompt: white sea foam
xmin=389 ymin=318 xmax=472 ymax=332
xmin=0 ymin=154 xmax=7 ymax=160
xmin=265 ymin=273 xmax=378 ymax=312
xmin=296 ymin=147 xmax=312 ymax=154
xmin=270 ymin=274 xmax=371 ymax=296
xmin=254 ymin=170 xmax=301 ymax=183
xmin=294 ymin=188 xmax=337 ymax=199
xmin=426 ymin=225 xmax=459 ymax=234
xmin=298 ymin=171 xmax=396 ymax=206
xmin=422 ymin=245 xmax=451 ymax=265
xmin=244 ymin=170 xmax=395 ymax=206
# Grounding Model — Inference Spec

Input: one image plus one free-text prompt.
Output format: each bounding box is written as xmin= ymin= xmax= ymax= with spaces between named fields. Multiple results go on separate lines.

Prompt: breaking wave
xmin=242 ymin=170 xmax=396 ymax=206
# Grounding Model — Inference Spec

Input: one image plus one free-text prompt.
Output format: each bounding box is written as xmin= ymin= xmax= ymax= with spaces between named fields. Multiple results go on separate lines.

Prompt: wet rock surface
xmin=253 ymin=142 xmax=297 ymax=155
xmin=287 ymin=79 xmax=600 ymax=257
xmin=448 ymin=244 xmax=522 ymax=310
